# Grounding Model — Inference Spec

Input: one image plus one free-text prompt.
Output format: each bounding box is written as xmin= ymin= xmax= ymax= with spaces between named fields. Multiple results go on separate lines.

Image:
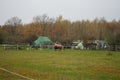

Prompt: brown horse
xmin=54 ymin=43 xmax=63 ymax=50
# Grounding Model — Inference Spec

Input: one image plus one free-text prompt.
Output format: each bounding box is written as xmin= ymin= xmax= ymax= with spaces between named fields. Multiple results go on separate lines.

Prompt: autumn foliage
xmin=0 ymin=15 xmax=120 ymax=45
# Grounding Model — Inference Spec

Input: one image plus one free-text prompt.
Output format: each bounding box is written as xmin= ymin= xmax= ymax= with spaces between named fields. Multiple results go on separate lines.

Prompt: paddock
xmin=0 ymin=49 xmax=120 ymax=80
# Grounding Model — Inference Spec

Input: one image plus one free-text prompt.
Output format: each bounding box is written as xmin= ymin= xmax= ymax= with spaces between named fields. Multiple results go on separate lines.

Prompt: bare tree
xmin=33 ymin=14 xmax=54 ymax=36
xmin=5 ymin=17 xmax=22 ymax=26
xmin=4 ymin=17 xmax=22 ymax=44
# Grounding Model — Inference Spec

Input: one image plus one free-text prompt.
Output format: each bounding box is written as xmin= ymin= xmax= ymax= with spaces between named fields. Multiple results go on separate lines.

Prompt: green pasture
xmin=0 ymin=48 xmax=120 ymax=80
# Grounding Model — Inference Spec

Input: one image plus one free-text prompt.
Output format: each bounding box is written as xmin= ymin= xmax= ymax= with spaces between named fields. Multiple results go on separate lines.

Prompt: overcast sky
xmin=0 ymin=0 xmax=120 ymax=25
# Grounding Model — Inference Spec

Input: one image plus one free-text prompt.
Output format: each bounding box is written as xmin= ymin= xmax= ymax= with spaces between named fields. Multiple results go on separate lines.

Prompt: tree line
xmin=0 ymin=14 xmax=120 ymax=46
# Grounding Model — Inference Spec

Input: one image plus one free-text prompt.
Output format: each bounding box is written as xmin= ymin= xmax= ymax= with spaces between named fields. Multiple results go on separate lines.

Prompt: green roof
xmin=33 ymin=36 xmax=52 ymax=47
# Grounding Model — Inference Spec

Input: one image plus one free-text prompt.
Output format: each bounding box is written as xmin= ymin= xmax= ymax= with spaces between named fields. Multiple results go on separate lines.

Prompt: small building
xmin=95 ymin=40 xmax=106 ymax=50
xmin=72 ymin=40 xmax=84 ymax=50
xmin=32 ymin=36 xmax=52 ymax=48
xmin=75 ymin=42 xmax=84 ymax=50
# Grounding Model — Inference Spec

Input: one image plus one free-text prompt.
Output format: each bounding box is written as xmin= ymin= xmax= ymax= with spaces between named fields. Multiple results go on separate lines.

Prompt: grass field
xmin=0 ymin=48 xmax=120 ymax=80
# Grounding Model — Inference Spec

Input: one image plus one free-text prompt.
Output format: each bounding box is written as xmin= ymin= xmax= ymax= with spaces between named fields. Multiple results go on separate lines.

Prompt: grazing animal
xmin=54 ymin=43 xmax=63 ymax=50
